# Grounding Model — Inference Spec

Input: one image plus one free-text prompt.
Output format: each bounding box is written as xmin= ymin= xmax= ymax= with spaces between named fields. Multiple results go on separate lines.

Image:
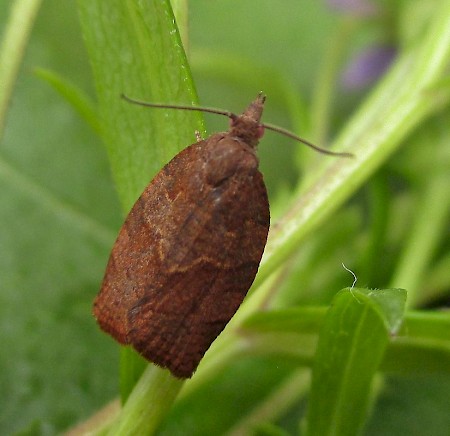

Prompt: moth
xmin=93 ymin=94 xmax=350 ymax=378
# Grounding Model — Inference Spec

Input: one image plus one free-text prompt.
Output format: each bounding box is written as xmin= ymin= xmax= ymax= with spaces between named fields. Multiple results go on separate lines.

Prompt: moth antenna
xmin=262 ymin=122 xmax=353 ymax=158
xmin=121 ymin=94 xmax=353 ymax=158
xmin=121 ymin=94 xmax=234 ymax=118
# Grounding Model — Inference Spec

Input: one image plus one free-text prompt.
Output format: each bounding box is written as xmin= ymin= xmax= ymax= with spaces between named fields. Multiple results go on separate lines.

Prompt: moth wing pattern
xmin=94 ymin=133 xmax=269 ymax=378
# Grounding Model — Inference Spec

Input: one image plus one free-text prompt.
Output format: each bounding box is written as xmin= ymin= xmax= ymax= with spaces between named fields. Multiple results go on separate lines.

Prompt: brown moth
xmin=93 ymin=94 xmax=350 ymax=378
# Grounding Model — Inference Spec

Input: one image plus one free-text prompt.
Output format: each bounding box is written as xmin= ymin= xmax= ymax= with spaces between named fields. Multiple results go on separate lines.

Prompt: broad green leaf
xmin=304 ymin=288 xmax=405 ymax=436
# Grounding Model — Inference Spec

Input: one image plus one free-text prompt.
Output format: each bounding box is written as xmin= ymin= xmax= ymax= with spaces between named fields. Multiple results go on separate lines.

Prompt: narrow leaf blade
xmin=304 ymin=288 xmax=405 ymax=436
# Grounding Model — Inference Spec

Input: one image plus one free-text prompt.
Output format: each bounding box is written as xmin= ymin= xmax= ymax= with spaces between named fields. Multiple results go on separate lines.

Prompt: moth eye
xmin=257 ymin=125 xmax=265 ymax=139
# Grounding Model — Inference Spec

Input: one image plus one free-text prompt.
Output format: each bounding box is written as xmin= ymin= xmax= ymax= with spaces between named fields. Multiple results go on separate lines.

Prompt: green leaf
xmin=0 ymin=0 xmax=43 ymax=139
xmin=77 ymin=0 xmax=204 ymax=212
xmin=34 ymin=67 xmax=102 ymax=135
xmin=242 ymin=307 xmax=327 ymax=334
xmin=404 ymin=311 xmax=450 ymax=340
xmin=358 ymin=288 xmax=407 ymax=334
xmin=77 ymin=0 xmax=203 ymax=423
xmin=241 ymin=305 xmax=450 ymax=377
xmin=250 ymin=422 xmax=292 ymax=436
xmin=304 ymin=288 xmax=405 ymax=436
xmin=242 ymin=289 xmax=407 ymax=335
xmin=381 ymin=311 xmax=450 ymax=375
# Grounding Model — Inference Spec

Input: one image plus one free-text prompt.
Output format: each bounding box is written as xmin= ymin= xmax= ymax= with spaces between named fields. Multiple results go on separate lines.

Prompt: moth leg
xmin=195 ymin=130 xmax=203 ymax=142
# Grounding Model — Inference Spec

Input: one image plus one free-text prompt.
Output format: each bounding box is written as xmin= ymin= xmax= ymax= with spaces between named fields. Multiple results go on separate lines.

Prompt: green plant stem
xmin=390 ymin=172 xmax=450 ymax=307
xmin=192 ymin=0 xmax=450 ymax=374
xmin=0 ymin=0 xmax=43 ymax=141
xmin=361 ymin=174 xmax=390 ymax=286
xmin=106 ymin=366 xmax=183 ymax=436
xmin=227 ymin=370 xmax=310 ymax=436
xmin=184 ymin=11 xmax=450 ymax=386
xmin=310 ymin=17 xmax=359 ymax=145
xmin=254 ymin=0 xmax=450 ymax=297
xmin=119 ymin=348 xmax=147 ymax=403
xmin=424 ymin=254 xmax=450 ymax=302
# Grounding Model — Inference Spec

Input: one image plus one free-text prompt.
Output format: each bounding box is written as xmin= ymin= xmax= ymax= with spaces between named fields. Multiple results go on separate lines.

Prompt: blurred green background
xmin=1 ymin=0 xmax=449 ymax=435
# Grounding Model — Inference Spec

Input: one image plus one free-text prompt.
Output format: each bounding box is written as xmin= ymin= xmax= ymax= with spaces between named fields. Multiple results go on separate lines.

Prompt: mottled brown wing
xmin=93 ymin=133 xmax=269 ymax=378
xmin=93 ymin=137 xmax=207 ymax=343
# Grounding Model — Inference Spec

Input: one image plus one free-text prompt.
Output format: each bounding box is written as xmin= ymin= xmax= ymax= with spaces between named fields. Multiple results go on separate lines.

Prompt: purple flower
xmin=326 ymin=1 xmax=397 ymax=88
xmin=342 ymin=45 xmax=397 ymax=89
xmin=327 ymin=0 xmax=379 ymax=17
